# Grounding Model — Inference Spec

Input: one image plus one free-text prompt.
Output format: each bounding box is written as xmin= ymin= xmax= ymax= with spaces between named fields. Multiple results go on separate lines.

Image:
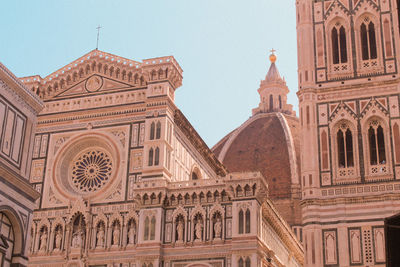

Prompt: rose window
xmin=71 ymin=149 xmax=112 ymax=193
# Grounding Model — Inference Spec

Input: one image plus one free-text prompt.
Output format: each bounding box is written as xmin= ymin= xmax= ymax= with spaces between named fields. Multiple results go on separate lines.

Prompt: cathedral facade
xmin=296 ymin=0 xmax=400 ymax=266
xmin=20 ymin=50 xmax=303 ymax=267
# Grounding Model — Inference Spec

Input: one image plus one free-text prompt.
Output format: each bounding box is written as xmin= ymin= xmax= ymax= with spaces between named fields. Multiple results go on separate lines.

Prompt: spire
xmin=252 ymin=50 xmax=295 ymax=116
xmin=264 ymin=50 xmax=284 ymax=84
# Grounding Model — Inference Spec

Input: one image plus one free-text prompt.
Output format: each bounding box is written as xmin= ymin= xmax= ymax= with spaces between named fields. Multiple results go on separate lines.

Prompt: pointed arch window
xmin=337 ymin=123 xmax=354 ymax=168
xmin=150 ymin=216 xmax=156 ymax=240
xmin=148 ymin=148 xmax=154 ymax=166
xmin=331 ymin=24 xmax=348 ymax=64
xmin=368 ymin=121 xmax=386 ymax=165
xmin=361 ymin=19 xmax=377 ymax=60
xmin=150 ymin=122 xmax=155 ymax=140
xmin=245 ymin=209 xmax=251 ymax=233
xmin=238 ymin=258 xmax=244 ymax=267
xmin=238 ymin=210 xmax=244 ymax=234
xmin=245 ymin=257 xmax=251 ymax=267
xmin=144 ymin=217 xmax=150 ymax=240
xmin=154 ymin=147 xmax=160 ymax=166
xmin=156 ymin=122 xmax=161 ymax=139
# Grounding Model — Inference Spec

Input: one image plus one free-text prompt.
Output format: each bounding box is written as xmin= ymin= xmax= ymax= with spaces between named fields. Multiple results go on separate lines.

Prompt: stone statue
xmin=39 ymin=230 xmax=48 ymax=251
xmin=214 ymin=217 xmax=222 ymax=238
xmin=195 ymin=218 xmax=203 ymax=240
xmin=128 ymin=223 xmax=136 ymax=244
xmin=176 ymin=219 xmax=184 ymax=242
xmin=54 ymin=230 xmax=62 ymax=250
xmin=72 ymin=230 xmax=83 ymax=249
xmin=112 ymin=224 xmax=120 ymax=245
xmin=97 ymin=226 xmax=105 ymax=247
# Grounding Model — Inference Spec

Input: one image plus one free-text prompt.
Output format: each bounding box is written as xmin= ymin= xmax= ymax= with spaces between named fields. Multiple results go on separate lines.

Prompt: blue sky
xmin=0 ymin=0 xmax=298 ymax=147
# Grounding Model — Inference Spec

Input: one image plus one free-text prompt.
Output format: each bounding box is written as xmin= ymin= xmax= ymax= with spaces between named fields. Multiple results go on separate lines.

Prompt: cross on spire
xmin=96 ymin=25 xmax=102 ymax=50
xmin=270 ymin=48 xmax=276 ymax=55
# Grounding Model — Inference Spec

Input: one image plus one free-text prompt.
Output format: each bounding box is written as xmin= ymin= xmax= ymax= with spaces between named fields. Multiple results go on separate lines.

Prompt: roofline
xmin=0 ymin=62 xmax=43 ymax=114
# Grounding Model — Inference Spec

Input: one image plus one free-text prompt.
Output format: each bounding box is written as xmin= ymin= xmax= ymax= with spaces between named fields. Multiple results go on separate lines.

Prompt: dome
xmin=212 ymin=112 xmax=301 ymax=226
xmin=212 ymin=53 xmax=302 ymax=226
xmin=213 ymin=112 xmax=301 ymax=200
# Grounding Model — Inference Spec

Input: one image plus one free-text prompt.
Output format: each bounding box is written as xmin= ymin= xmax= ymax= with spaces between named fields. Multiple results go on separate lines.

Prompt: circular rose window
xmin=52 ymin=133 xmax=121 ymax=200
xmin=71 ymin=149 xmax=112 ymax=193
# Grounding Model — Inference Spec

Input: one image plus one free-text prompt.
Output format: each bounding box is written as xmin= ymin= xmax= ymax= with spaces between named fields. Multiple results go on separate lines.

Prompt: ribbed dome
xmin=212 ymin=112 xmax=301 ymax=225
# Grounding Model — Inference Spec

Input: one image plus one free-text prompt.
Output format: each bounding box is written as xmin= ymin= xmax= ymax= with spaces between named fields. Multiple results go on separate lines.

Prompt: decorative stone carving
xmin=39 ymin=228 xmax=48 ymax=252
xmin=214 ymin=216 xmax=222 ymax=239
xmin=54 ymin=229 xmax=63 ymax=251
xmin=176 ymin=217 xmax=184 ymax=242
xmin=112 ymin=223 xmax=120 ymax=246
xmin=96 ymin=223 xmax=105 ymax=248
xmin=194 ymin=216 xmax=203 ymax=241
xmin=71 ymin=149 xmax=113 ymax=193
xmin=128 ymin=220 xmax=136 ymax=245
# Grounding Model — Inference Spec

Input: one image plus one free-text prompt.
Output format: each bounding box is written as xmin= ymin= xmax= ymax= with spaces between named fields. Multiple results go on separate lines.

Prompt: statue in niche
xmin=39 ymin=229 xmax=48 ymax=252
xmin=72 ymin=229 xmax=83 ymax=248
xmin=176 ymin=218 xmax=184 ymax=242
xmin=195 ymin=217 xmax=203 ymax=240
xmin=112 ymin=223 xmax=120 ymax=246
xmin=128 ymin=221 xmax=136 ymax=245
xmin=214 ymin=216 xmax=222 ymax=239
xmin=54 ymin=229 xmax=62 ymax=251
xmin=96 ymin=224 xmax=105 ymax=248
xmin=71 ymin=214 xmax=86 ymax=249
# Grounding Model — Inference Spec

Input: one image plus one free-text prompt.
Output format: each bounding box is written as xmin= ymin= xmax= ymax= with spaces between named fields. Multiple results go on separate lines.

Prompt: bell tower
xmin=297 ymin=0 xmax=400 ymax=266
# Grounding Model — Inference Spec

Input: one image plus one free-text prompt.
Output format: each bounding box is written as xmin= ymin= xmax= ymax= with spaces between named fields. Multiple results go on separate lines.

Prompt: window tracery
xmin=238 ymin=208 xmax=250 ymax=234
xmin=331 ymin=23 xmax=348 ymax=64
xmin=360 ymin=17 xmax=377 ymax=61
xmin=71 ymin=149 xmax=112 ymax=193
xmin=337 ymin=123 xmax=354 ymax=169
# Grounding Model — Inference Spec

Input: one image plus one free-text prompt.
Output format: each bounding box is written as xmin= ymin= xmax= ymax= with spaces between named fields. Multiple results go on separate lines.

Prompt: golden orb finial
xmin=269 ymin=48 xmax=277 ymax=63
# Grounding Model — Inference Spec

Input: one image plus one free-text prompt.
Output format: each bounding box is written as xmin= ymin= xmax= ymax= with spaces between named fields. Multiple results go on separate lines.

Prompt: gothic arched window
xmin=337 ymin=124 xmax=354 ymax=168
xmin=238 ymin=210 xmax=244 ymax=234
xmin=150 ymin=122 xmax=155 ymax=140
xmin=156 ymin=122 xmax=161 ymax=139
xmin=154 ymin=147 xmax=160 ymax=166
xmin=368 ymin=121 xmax=386 ymax=165
xmin=245 ymin=257 xmax=251 ymax=267
xmin=150 ymin=216 xmax=156 ymax=240
xmin=245 ymin=209 xmax=251 ymax=233
xmin=144 ymin=217 xmax=150 ymax=240
xmin=361 ymin=19 xmax=377 ymax=60
xmin=148 ymin=148 xmax=154 ymax=166
xmin=238 ymin=258 xmax=244 ymax=267
xmin=331 ymin=24 xmax=348 ymax=64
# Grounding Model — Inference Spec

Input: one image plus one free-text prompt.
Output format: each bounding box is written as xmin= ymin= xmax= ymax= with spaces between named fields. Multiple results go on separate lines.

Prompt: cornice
xmin=0 ymin=161 xmax=40 ymax=201
xmin=20 ymin=49 xmax=183 ymax=100
xmin=174 ymin=109 xmax=228 ymax=176
xmin=0 ymin=62 xmax=43 ymax=114
xmin=261 ymin=200 xmax=304 ymax=264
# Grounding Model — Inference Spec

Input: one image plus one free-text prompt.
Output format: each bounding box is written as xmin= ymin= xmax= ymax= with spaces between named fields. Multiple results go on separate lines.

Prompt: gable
xmin=53 ymin=74 xmax=134 ymax=99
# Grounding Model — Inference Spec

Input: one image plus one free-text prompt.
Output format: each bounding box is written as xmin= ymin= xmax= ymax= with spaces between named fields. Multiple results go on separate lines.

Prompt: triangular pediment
xmin=53 ymin=74 xmax=133 ymax=99
xmin=21 ymin=49 xmax=183 ymax=100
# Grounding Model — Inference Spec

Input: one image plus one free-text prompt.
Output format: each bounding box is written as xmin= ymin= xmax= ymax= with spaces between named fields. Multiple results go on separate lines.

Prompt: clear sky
xmin=0 ymin=0 xmax=298 ymax=147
